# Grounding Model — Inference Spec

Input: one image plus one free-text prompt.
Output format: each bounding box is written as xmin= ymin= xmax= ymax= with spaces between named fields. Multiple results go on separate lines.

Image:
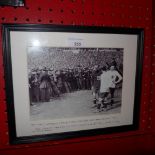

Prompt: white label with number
xmin=67 ymin=38 xmax=84 ymax=47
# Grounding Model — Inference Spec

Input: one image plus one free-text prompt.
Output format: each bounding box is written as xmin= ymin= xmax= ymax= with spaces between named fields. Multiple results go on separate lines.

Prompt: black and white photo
xmin=28 ymin=47 xmax=123 ymax=120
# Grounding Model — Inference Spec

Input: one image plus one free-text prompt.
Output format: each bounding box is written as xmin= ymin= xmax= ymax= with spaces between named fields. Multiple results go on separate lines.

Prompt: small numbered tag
xmin=68 ymin=38 xmax=84 ymax=47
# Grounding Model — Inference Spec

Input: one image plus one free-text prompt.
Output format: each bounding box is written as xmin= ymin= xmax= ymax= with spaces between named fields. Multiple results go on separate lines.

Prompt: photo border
xmin=2 ymin=24 xmax=144 ymax=144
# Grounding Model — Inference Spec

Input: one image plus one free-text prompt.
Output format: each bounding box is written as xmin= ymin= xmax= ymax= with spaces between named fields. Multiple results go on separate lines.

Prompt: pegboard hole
xmin=149 ymin=109 xmax=152 ymax=112
xmin=1 ymin=17 xmax=5 ymax=21
xmin=49 ymin=8 xmax=53 ymax=12
xmin=145 ymin=18 xmax=149 ymax=21
xmin=120 ymin=4 xmax=125 ymax=8
xmin=49 ymin=20 xmax=53 ymax=23
xmin=129 ymin=5 xmax=133 ymax=9
xmin=143 ymin=102 xmax=146 ymax=105
xmin=26 ymin=7 xmax=29 ymax=10
xmin=120 ymin=14 xmax=125 ymax=18
xmin=38 ymin=7 xmax=42 ymax=11
xmin=82 ymin=0 xmax=85 ymax=4
xmin=111 ymin=13 xmax=115 ymax=17
xmin=149 ymin=117 xmax=152 ymax=121
xmin=144 ymin=84 xmax=148 ymax=87
xmin=61 ymin=20 xmax=64 ymax=24
xmin=138 ymin=17 xmax=142 ymax=20
xmin=14 ymin=17 xmax=18 ymax=21
xmin=60 ymin=9 xmax=64 ymax=13
xmin=146 ymin=8 xmax=149 ymax=11
xmin=71 ymin=10 xmax=75 ymax=14
xmin=111 ymin=2 xmax=116 ymax=7
xmin=25 ymin=145 xmax=30 ymax=148
xmin=38 ymin=19 xmax=42 ymax=22
xmin=150 ymin=91 xmax=153 ymax=94
xmin=138 ymin=6 xmax=142 ymax=9
xmin=26 ymin=18 xmax=30 ymax=22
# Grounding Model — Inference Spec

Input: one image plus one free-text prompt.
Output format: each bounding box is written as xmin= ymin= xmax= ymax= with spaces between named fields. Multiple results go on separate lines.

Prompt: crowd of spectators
xmin=28 ymin=47 xmax=123 ymax=72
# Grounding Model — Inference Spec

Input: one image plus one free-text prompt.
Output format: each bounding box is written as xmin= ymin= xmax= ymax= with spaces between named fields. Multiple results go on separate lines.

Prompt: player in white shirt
xmin=99 ymin=65 xmax=122 ymax=111
xmin=98 ymin=66 xmax=110 ymax=110
xmin=108 ymin=65 xmax=122 ymax=106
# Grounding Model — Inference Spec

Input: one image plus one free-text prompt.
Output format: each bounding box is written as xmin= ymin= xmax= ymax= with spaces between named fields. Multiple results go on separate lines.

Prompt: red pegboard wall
xmin=0 ymin=0 xmax=154 ymax=153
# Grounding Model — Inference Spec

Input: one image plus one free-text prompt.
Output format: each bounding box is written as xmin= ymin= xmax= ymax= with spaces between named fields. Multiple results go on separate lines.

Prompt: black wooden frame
xmin=0 ymin=0 xmax=25 ymax=6
xmin=2 ymin=24 xmax=144 ymax=144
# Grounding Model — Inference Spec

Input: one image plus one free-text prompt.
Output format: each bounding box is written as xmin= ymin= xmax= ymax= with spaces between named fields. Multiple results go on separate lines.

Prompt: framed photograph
xmin=0 ymin=0 xmax=25 ymax=6
xmin=2 ymin=24 xmax=144 ymax=144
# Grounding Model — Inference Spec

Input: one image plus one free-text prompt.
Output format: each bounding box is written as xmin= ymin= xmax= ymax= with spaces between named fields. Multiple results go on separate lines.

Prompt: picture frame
xmin=2 ymin=24 xmax=144 ymax=144
xmin=0 ymin=0 xmax=25 ymax=6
